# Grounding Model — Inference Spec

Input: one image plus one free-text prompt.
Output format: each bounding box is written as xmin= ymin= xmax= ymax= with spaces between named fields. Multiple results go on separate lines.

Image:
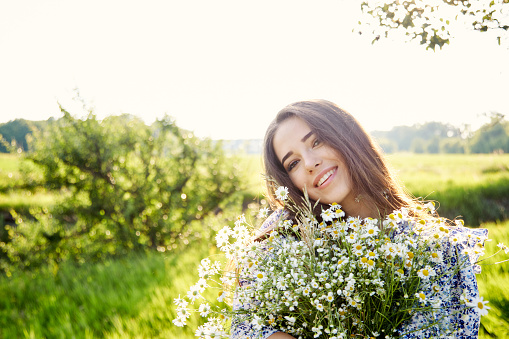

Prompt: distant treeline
xmin=0 ymin=119 xmax=49 ymax=153
xmin=1 ymin=113 xmax=509 ymax=154
xmin=372 ymin=113 xmax=509 ymax=154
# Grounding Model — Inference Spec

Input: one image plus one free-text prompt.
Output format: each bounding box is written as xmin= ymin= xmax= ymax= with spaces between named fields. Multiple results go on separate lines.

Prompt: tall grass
xmin=0 ymin=242 xmax=223 ymax=338
xmin=477 ymin=220 xmax=509 ymax=338
xmin=387 ymin=153 xmax=509 ymax=224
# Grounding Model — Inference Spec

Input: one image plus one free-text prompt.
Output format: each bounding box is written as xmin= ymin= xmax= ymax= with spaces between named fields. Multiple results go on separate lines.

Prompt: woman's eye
xmin=287 ymin=160 xmax=299 ymax=172
xmin=313 ymin=139 xmax=321 ymax=147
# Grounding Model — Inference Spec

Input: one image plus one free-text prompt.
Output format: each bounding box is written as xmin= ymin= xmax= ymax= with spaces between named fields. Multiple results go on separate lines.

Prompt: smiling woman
xmin=263 ymin=99 xmax=416 ymax=220
xmin=228 ymin=99 xmax=486 ymax=339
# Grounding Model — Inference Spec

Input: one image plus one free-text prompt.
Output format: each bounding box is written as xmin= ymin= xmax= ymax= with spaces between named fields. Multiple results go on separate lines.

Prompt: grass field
xmin=1 ymin=153 xmax=509 ymax=338
xmin=0 ymin=220 xmax=507 ymax=338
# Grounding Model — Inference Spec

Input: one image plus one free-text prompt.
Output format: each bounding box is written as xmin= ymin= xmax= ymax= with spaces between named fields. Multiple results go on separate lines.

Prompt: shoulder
xmin=253 ymin=209 xmax=289 ymax=240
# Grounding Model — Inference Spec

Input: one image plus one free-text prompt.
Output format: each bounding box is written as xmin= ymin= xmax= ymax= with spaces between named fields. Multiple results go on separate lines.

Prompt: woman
xmin=231 ymin=100 xmax=484 ymax=338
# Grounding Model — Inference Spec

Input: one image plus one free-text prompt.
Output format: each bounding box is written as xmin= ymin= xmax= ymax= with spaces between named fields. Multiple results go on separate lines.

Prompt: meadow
xmin=1 ymin=153 xmax=509 ymax=338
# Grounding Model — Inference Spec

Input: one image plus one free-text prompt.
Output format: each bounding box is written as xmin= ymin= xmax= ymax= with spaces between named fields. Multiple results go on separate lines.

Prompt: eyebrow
xmin=280 ymin=131 xmax=314 ymax=167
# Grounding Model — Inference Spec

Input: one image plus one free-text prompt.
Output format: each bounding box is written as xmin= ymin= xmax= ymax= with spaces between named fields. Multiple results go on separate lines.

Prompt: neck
xmin=341 ymin=195 xmax=378 ymax=219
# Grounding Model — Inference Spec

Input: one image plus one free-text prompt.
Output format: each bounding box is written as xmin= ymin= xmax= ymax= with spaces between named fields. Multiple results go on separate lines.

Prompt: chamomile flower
xmin=367 ymin=250 xmax=378 ymax=260
xmin=198 ymin=303 xmax=211 ymax=317
xmin=346 ymin=233 xmax=358 ymax=243
xmin=173 ymin=294 xmax=187 ymax=307
xmin=416 ymin=291 xmax=427 ymax=303
xmin=363 ymin=223 xmax=380 ymax=238
xmin=429 ymin=250 xmax=444 ymax=263
xmin=217 ymin=290 xmax=226 ymax=302
xmin=234 ymin=213 xmax=246 ymax=227
xmin=360 ymin=257 xmax=376 ymax=272
xmin=275 ymin=186 xmax=289 ymax=201
xmin=256 ymin=271 xmax=268 ymax=283
xmin=321 ymin=209 xmax=336 ymax=222
xmin=417 ymin=266 xmax=436 ymax=280
xmin=467 ymin=296 xmax=490 ymax=316
xmin=194 ymin=278 xmax=208 ymax=293
xmin=215 ymin=227 xmax=231 ymax=247
xmin=256 ymin=206 xmax=270 ymax=218
xmin=187 ymin=284 xmax=202 ymax=302
xmin=424 ymin=201 xmax=436 ymax=213
xmin=353 ymin=243 xmax=364 ymax=256
xmin=195 ymin=325 xmax=207 ymax=337
xmin=497 ymin=242 xmax=509 ymax=254
xmin=329 ymin=202 xmax=342 ymax=211
xmin=303 ymin=286 xmax=311 ymax=296
xmin=395 ymin=268 xmax=405 ymax=278
xmin=251 ymin=315 xmax=263 ymax=330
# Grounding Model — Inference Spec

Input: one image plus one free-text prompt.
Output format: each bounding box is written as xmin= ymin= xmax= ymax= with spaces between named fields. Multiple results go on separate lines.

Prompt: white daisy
xmin=467 ymin=296 xmax=491 ymax=316
xmin=275 ymin=186 xmax=289 ymax=201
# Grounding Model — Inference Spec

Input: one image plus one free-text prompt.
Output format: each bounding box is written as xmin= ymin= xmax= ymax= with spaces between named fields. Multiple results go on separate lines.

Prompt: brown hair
xmin=263 ymin=99 xmax=416 ymax=218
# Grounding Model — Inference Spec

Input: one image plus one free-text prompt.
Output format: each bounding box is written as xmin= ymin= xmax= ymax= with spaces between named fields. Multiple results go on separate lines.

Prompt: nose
xmin=303 ymin=153 xmax=321 ymax=173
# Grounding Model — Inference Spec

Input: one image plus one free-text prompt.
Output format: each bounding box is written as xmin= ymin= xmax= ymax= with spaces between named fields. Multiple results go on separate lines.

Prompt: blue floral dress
xmin=230 ymin=210 xmax=487 ymax=339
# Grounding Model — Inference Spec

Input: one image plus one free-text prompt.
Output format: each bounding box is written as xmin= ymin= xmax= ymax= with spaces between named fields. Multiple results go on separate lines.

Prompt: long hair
xmin=263 ymin=99 xmax=416 ymax=218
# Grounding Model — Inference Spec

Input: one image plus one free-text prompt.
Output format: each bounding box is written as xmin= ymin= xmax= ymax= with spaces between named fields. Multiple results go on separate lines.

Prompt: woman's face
xmin=273 ymin=116 xmax=356 ymax=209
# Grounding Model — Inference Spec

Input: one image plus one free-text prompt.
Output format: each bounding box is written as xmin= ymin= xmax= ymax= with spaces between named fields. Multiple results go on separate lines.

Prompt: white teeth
xmin=317 ymin=169 xmax=335 ymax=187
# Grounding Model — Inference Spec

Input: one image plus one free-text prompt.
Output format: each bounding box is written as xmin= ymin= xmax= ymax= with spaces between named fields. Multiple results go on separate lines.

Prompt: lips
xmin=315 ymin=167 xmax=337 ymax=187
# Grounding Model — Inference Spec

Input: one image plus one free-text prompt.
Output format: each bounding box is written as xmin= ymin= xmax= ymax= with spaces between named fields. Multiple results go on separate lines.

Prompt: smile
xmin=316 ymin=167 xmax=337 ymax=187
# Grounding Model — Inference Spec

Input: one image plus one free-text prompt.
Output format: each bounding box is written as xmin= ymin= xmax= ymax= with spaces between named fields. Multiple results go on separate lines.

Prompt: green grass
xmin=477 ymin=220 xmax=509 ymax=338
xmin=0 ymin=190 xmax=58 ymax=211
xmin=0 ymin=153 xmax=54 ymax=213
xmin=0 ymin=153 xmax=23 ymax=173
xmin=0 ymin=242 xmax=225 ymax=338
xmin=387 ymin=153 xmax=509 ymax=225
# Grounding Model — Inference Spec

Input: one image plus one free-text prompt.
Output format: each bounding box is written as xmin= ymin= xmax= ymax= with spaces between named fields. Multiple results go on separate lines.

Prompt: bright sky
xmin=0 ymin=0 xmax=508 ymax=139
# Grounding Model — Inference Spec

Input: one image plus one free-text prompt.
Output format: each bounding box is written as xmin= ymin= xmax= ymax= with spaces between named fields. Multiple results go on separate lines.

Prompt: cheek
xmin=289 ymin=172 xmax=307 ymax=191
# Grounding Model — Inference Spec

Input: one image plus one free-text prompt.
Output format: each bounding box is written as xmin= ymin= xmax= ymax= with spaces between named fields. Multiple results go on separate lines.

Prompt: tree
xmin=0 ymin=120 xmax=34 ymax=153
xmin=357 ymin=0 xmax=509 ymax=50
xmin=371 ymin=121 xmax=462 ymax=152
xmin=469 ymin=112 xmax=509 ymax=152
xmin=439 ymin=137 xmax=466 ymax=153
xmin=2 ymin=107 xmax=244 ymax=271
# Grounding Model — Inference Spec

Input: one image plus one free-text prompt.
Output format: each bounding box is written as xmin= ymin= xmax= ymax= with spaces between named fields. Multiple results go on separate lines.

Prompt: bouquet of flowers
xmin=173 ymin=187 xmax=503 ymax=338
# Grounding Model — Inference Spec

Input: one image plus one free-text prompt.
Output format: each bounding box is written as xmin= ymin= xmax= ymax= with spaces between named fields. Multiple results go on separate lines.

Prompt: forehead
xmin=273 ymin=117 xmax=312 ymax=160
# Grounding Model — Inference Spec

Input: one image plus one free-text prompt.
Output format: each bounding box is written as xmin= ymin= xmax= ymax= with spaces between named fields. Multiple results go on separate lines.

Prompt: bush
xmin=1 ymin=108 xmax=244 ymax=273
